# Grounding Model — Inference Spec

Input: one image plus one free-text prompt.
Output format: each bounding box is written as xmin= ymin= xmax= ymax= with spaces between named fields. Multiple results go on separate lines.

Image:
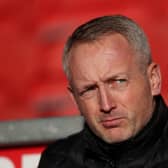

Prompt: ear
xmin=147 ymin=62 xmax=162 ymax=96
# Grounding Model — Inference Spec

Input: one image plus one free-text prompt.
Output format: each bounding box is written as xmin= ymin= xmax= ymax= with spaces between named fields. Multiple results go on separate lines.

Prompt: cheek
xmin=120 ymin=84 xmax=153 ymax=126
xmin=77 ymin=98 xmax=98 ymax=117
xmin=120 ymin=79 xmax=152 ymax=107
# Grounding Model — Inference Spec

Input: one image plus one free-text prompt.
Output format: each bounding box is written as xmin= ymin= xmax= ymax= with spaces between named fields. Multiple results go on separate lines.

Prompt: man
xmin=38 ymin=15 xmax=168 ymax=168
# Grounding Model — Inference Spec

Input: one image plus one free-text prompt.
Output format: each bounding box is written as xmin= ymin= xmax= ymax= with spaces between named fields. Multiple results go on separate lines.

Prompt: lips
xmin=100 ymin=117 xmax=125 ymax=128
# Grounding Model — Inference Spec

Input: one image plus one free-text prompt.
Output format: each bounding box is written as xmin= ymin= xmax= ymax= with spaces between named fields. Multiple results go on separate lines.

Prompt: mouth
xmin=100 ymin=117 xmax=125 ymax=128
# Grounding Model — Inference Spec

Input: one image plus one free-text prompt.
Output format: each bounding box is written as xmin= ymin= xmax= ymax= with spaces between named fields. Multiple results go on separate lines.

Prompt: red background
xmin=0 ymin=0 xmax=168 ymax=121
xmin=0 ymin=1 xmax=168 ymax=167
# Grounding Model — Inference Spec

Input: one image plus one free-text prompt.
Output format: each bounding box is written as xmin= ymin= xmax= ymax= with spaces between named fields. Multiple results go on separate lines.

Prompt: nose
xmin=99 ymin=86 xmax=116 ymax=113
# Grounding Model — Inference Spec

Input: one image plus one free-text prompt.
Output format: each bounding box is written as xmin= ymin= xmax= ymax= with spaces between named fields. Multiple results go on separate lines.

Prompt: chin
xmin=100 ymin=129 xmax=133 ymax=144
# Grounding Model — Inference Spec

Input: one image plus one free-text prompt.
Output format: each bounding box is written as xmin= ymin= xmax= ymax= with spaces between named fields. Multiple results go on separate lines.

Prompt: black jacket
xmin=38 ymin=96 xmax=168 ymax=168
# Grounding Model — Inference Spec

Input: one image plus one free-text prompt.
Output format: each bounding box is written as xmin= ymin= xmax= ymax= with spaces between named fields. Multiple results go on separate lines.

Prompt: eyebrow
xmin=79 ymin=83 xmax=97 ymax=91
xmin=102 ymin=73 xmax=128 ymax=82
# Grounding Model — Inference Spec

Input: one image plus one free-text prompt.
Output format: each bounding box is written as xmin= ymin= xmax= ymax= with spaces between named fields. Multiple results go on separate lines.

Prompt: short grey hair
xmin=62 ymin=15 xmax=152 ymax=81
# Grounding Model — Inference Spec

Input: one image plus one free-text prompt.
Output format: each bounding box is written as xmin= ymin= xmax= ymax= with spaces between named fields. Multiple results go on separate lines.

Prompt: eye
xmin=79 ymin=85 xmax=97 ymax=98
xmin=116 ymin=78 xmax=127 ymax=84
xmin=108 ymin=78 xmax=128 ymax=89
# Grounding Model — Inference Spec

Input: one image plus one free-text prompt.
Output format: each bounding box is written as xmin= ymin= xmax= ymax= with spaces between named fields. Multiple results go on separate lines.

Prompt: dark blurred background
xmin=0 ymin=0 xmax=167 ymax=121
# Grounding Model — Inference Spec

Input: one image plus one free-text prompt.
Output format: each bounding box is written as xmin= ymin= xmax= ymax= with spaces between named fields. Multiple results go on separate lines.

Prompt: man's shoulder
xmin=45 ymin=130 xmax=84 ymax=153
xmin=38 ymin=130 xmax=85 ymax=168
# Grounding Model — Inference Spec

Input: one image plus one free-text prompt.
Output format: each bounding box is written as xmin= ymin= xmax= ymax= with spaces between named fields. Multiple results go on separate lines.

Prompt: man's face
xmin=68 ymin=34 xmax=161 ymax=143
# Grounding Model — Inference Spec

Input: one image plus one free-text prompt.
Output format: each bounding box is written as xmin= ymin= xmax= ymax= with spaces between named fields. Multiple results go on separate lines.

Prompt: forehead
xmin=68 ymin=34 xmax=139 ymax=85
xmin=69 ymin=33 xmax=134 ymax=58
